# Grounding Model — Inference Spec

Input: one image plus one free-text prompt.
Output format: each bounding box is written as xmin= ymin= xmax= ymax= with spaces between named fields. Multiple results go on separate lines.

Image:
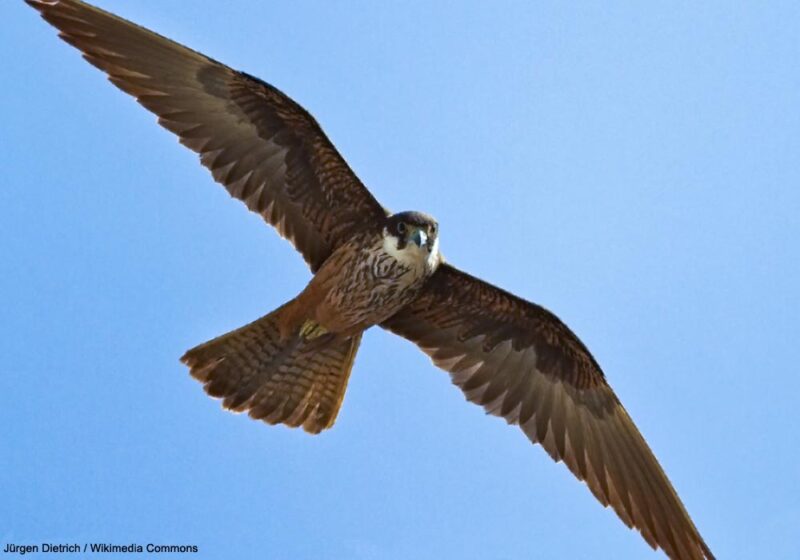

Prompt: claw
xmin=300 ymin=320 xmax=328 ymax=340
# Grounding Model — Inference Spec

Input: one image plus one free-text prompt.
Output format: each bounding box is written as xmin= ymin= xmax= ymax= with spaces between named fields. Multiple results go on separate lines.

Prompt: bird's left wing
xmin=381 ymin=263 xmax=713 ymax=560
xmin=26 ymin=0 xmax=388 ymax=272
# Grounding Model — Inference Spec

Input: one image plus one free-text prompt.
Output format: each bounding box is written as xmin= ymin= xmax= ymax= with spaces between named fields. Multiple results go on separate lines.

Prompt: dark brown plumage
xmin=27 ymin=0 xmax=385 ymax=273
xmin=26 ymin=1 xmax=715 ymax=558
xmin=182 ymin=303 xmax=361 ymax=433
xmin=383 ymin=265 xmax=713 ymax=559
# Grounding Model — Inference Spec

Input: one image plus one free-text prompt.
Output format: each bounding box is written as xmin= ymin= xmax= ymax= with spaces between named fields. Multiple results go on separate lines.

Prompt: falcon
xmin=27 ymin=1 xmax=715 ymax=558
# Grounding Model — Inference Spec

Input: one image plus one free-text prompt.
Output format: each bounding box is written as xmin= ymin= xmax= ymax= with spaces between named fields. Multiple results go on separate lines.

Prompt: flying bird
xmin=26 ymin=1 xmax=714 ymax=558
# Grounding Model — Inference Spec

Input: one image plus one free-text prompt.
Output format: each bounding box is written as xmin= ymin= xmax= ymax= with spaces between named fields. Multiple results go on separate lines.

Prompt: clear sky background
xmin=3 ymin=1 xmax=799 ymax=558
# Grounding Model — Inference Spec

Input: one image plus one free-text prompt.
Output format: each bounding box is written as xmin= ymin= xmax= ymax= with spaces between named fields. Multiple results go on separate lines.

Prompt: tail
xmin=181 ymin=303 xmax=362 ymax=434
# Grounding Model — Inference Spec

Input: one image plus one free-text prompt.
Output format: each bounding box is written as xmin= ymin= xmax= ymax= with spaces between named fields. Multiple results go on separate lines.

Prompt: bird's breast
xmin=319 ymin=235 xmax=434 ymax=331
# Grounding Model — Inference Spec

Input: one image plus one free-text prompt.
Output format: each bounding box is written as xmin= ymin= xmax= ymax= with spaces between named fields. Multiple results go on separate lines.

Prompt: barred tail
xmin=181 ymin=303 xmax=361 ymax=434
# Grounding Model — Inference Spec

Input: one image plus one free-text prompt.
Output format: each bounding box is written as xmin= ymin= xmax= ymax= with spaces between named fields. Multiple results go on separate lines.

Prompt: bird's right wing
xmin=382 ymin=263 xmax=714 ymax=560
xmin=27 ymin=0 xmax=388 ymax=272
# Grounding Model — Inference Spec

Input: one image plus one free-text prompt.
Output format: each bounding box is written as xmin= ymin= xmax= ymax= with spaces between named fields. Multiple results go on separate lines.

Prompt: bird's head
xmin=382 ymin=211 xmax=440 ymax=269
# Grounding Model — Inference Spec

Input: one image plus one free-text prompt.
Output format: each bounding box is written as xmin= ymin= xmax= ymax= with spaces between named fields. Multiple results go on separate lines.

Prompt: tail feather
xmin=181 ymin=303 xmax=361 ymax=434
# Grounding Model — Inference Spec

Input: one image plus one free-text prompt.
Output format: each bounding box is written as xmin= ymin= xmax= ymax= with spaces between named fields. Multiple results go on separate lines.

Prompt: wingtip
xmin=24 ymin=0 xmax=53 ymax=10
xmin=25 ymin=0 xmax=67 ymax=18
xmin=178 ymin=351 xmax=191 ymax=366
xmin=179 ymin=347 xmax=200 ymax=370
xmin=700 ymin=540 xmax=716 ymax=560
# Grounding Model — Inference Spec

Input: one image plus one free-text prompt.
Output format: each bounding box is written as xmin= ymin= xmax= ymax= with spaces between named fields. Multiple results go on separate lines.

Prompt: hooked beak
xmin=410 ymin=227 xmax=428 ymax=248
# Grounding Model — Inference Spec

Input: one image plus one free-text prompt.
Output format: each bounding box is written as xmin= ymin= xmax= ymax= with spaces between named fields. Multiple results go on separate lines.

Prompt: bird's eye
xmin=397 ymin=222 xmax=406 ymax=234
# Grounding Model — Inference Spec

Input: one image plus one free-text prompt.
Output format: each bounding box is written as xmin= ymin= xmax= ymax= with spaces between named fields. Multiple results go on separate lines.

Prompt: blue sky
xmin=3 ymin=1 xmax=799 ymax=558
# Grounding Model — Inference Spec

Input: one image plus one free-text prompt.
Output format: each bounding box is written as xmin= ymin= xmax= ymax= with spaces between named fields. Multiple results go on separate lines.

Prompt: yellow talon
xmin=300 ymin=320 xmax=328 ymax=340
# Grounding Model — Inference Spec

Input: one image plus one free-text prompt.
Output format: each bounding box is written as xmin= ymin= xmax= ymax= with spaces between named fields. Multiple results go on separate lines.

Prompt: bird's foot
xmin=300 ymin=319 xmax=328 ymax=340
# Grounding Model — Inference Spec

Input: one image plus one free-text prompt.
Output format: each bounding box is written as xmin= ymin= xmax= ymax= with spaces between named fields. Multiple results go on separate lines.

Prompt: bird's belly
xmin=318 ymin=247 xmax=427 ymax=333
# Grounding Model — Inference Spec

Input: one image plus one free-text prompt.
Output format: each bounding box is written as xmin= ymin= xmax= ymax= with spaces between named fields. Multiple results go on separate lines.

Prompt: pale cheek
xmin=381 ymin=235 xmax=404 ymax=261
xmin=427 ymin=237 xmax=441 ymax=269
xmin=382 ymin=235 xmax=424 ymax=267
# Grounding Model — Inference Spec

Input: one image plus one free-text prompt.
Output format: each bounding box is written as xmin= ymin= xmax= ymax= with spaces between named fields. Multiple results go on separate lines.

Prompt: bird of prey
xmin=27 ymin=1 xmax=714 ymax=558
